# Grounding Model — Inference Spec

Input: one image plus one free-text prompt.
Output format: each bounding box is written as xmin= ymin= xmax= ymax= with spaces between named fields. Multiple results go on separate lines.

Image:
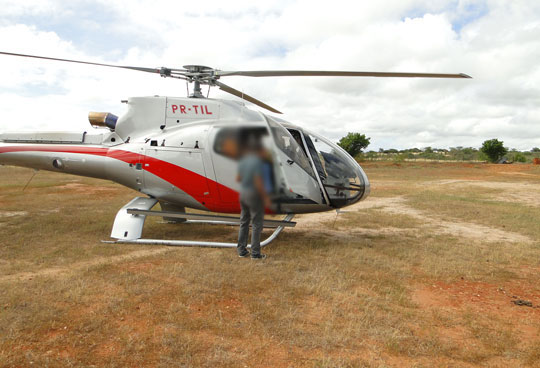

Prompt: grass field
xmin=1 ymin=162 xmax=539 ymax=367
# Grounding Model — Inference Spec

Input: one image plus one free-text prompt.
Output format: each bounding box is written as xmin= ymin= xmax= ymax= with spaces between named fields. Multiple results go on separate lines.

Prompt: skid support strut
xmin=106 ymin=197 xmax=295 ymax=248
xmin=110 ymin=214 xmax=294 ymax=248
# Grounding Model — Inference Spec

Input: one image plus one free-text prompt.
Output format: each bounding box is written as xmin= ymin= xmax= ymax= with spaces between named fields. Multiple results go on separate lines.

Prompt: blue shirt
xmin=238 ymin=154 xmax=263 ymax=196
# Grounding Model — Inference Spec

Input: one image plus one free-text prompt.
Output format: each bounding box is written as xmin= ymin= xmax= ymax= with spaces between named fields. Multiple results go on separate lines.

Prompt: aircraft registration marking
xmin=170 ymin=104 xmax=215 ymax=116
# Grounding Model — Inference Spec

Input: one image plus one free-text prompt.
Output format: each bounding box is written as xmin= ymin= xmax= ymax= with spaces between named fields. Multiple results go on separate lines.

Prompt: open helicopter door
xmin=264 ymin=118 xmax=324 ymax=206
xmin=209 ymin=120 xmax=324 ymax=212
xmin=275 ymin=125 xmax=369 ymax=208
xmin=300 ymin=131 xmax=368 ymax=208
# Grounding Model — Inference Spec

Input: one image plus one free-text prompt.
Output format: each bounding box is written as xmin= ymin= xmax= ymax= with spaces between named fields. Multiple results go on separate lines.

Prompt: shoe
xmin=251 ymin=254 xmax=267 ymax=260
xmin=238 ymin=251 xmax=250 ymax=258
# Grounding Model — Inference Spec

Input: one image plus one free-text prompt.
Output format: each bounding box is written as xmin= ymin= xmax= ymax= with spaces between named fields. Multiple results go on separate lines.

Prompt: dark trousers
xmin=237 ymin=193 xmax=264 ymax=256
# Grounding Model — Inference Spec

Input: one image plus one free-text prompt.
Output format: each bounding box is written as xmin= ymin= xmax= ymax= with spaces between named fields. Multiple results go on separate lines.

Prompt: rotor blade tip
xmin=460 ymin=73 xmax=473 ymax=78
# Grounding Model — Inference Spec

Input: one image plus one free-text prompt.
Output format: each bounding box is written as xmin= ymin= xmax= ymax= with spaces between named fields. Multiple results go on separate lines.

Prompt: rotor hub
xmin=183 ymin=65 xmax=213 ymax=73
xmin=181 ymin=65 xmax=217 ymax=99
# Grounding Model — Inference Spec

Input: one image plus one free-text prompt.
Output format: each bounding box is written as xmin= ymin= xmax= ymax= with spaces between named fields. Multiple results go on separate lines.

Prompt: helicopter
xmin=0 ymin=51 xmax=471 ymax=248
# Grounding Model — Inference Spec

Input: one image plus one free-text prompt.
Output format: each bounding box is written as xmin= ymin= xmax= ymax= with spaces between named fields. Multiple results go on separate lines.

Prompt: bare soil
xmin=0 ymin=247 xmax=171 ymax=282
xmin=1 ymin=162 xmax=539 ymax=367
xmin=297 ymin=195 xmax=532 ymax=244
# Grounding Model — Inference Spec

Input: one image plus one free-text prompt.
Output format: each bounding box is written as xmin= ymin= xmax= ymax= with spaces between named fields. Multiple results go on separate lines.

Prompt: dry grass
xmin=0 ymin=162 xmax=539 ymax=367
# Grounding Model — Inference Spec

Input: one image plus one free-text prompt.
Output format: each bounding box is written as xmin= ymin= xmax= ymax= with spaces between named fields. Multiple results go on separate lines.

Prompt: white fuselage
xmin=0 ymin=96 xmax=370 ymax=214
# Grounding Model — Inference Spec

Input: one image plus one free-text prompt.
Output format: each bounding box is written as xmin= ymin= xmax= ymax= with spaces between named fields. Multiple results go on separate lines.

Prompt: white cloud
xmin=0 ymin=0 xmax=540 ymax=150
xmin=0 ymin=0 xmax=60 ymax=17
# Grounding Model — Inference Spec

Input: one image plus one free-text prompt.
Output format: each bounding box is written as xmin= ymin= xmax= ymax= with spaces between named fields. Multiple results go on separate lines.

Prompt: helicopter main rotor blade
xmin=217 ymin=70 xmax=472 ymax=79
xmin=1 ymin=51 xmax=471 ymax=115
xmin=0 ymin=51 xmax=187 ymax=76
xmin=214 ymin=81 xmax=282 ymax=114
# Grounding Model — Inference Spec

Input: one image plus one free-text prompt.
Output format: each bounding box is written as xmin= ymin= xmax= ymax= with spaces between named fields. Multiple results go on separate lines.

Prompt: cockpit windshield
xmin=304 ymin=133 xmax=365 ymax=207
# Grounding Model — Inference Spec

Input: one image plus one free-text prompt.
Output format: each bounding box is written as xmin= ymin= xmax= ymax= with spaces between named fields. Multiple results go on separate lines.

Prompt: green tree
xmin=481 ymin=139 xmax=507 ymax=163
xmin=338 ymin=133 xmax=370 ymax=157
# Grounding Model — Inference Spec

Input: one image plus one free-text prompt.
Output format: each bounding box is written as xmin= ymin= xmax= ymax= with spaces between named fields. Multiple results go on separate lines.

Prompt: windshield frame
xmin=304 ymin=130 xmax=365 ymax=206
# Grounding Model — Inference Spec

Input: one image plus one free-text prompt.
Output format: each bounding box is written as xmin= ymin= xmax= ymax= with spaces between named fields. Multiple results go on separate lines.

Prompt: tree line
xmin=337 ymin=133 xmax=540 ymax=163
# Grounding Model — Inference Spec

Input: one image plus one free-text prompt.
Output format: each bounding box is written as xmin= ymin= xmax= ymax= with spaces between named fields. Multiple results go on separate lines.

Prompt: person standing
xmin=236 ymin=141 xmax=271 ymax=260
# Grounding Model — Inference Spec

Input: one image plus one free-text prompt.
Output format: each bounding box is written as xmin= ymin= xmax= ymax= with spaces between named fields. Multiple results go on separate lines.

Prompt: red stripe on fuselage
xmin=0 ymin=145 xmax=240 ymax=212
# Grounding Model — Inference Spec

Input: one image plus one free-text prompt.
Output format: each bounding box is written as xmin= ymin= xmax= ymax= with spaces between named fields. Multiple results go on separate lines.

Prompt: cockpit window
xmin=213 ymin=126 xmax=269 ymax=160
xmin=267 ymin=118 xmax=315 ymax=178
xmin=307 ymin=133 xmax=364 ymax=206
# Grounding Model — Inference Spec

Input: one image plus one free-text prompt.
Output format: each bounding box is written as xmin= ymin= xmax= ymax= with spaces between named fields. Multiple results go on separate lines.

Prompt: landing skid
xmin=105 ymin=197 xmax=295 ymax=248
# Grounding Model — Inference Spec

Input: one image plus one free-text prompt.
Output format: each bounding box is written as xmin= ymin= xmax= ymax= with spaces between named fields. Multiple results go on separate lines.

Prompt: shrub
xmin=338 ymin=133 xmax=370 ymax=157
xmin=481 ymin=139 xmax=507 ymax=163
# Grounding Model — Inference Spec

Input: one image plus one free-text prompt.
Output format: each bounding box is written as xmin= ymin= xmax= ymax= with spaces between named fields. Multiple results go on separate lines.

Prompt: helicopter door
xmin=265 ymin=118 xmax=324 ymax=204
xmin=302 ymin=132 xmax=367 ymax=207
xmin=209 ymin=126 xmax=271 ymax=204
xmin=142 ymin=147 xmax=212 ymax=205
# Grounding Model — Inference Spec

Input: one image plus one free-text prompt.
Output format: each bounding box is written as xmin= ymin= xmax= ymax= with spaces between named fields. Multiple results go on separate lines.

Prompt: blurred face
xmin=221 ymin=137 xmax=238 ymax=158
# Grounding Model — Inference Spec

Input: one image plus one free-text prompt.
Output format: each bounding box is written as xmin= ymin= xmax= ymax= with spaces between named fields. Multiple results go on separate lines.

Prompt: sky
xmin=0 ymin=0 xmax=539 ymax=151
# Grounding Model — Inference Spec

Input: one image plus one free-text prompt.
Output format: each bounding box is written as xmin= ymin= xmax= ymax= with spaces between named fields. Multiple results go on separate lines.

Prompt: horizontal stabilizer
xmin=0 ymin=131 xmax=104 ymax=145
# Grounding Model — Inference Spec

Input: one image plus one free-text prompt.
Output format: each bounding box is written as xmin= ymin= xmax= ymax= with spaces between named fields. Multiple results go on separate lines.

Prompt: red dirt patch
xmin=413 ymin=279 xmax=540 ymax=342
xmin=45 ymin=328 xmax=67 ymax=341
xmin=188 ymin=295 xmax=247 ymax=320
xmin=414 ymin=280 xmax=540 ymax=313
xmin=95 ymin=341 xmax=122 ymax=358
